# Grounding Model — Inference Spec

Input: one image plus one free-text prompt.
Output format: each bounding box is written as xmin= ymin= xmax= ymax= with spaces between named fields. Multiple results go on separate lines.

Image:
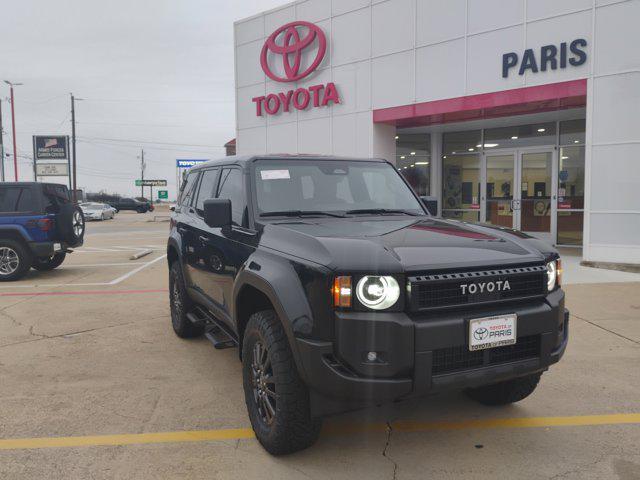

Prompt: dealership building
xmin=234 ymin=0 xmax=640 ymax=265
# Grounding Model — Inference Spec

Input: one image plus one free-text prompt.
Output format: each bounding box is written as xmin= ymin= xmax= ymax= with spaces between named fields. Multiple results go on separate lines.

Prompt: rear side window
xmin=178 ymin=172 xmax=200 ymax=206
xmin=195 ymin=169 xmax=219 ymax=214
xmin=43 ymin=185 xmax=70 ymax=213
xmin=0 ymin=187 xmax=35 ymax=213
xmin=217 ymin=168 xmax=248 ymax=227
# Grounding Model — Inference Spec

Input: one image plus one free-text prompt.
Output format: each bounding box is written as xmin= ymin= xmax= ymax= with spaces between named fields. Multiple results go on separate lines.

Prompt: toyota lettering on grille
xmin=460 ymin=280 xmax=511 ymax=295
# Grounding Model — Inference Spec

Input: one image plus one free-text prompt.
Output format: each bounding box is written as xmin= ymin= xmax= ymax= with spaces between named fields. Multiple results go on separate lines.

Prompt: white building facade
xmin=234 ymin=0 xmax=640 ymax=265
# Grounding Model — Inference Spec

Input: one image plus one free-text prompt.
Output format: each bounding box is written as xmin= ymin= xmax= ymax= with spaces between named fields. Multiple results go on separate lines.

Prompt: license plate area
xmin=468 ymin=314 xmax=517 ymax=351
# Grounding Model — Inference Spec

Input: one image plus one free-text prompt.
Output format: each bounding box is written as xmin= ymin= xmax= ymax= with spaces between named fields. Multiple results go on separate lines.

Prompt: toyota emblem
xmin=473 ymin=327 xmax=489 ymax=341
xmin=260 ymin=21 xmax=326 ymax=82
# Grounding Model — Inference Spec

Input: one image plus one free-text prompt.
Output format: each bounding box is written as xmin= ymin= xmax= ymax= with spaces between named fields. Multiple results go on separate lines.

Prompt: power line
xmin=82 ymin=98 xmax=233 ymax=104
xmin=77 ymin=135 xmax=225 ymax=148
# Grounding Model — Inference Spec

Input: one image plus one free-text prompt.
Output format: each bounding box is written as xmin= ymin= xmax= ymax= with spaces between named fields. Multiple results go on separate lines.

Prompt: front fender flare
xmin=233 ymin=253 xmax=319 ymax=383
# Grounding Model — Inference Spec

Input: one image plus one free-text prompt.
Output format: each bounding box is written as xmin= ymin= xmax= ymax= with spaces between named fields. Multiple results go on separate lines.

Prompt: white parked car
xmin=80 ymin=202 xmax=116 ymax=221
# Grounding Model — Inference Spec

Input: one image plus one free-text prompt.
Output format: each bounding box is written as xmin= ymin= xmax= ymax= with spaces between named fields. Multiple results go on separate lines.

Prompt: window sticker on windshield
xmin=261 ymin=169 xmax=290 ymax=180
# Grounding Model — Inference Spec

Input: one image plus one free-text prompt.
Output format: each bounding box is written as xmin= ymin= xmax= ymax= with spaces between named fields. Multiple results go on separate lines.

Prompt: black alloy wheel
xmin=251 ymin=339 xmax=277 ymax=425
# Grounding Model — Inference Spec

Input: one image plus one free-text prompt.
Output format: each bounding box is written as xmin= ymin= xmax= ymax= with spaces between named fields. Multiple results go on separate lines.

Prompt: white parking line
xmin=0 ymin=255 xmax=167 ymax=289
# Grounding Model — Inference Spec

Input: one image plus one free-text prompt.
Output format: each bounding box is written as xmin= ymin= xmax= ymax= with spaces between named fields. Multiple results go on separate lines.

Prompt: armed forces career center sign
xmin=33 ymin=136 xmax=69 ymax=160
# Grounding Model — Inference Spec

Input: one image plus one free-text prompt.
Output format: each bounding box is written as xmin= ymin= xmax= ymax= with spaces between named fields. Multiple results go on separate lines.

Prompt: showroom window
xmin=442 ymin=131 xmax=481 ymax=222
xmin=557 ymin=119 xmax=585 ymax=245
xmin=396 ymin=132 xmax=430 ymax=196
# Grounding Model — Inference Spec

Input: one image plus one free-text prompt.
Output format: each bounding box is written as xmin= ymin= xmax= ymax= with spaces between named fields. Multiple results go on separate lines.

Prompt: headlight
xmin=546 ymin=260 xmax=559 ymax=291
xmin=356 ymin=276 xmax=400 ymax=310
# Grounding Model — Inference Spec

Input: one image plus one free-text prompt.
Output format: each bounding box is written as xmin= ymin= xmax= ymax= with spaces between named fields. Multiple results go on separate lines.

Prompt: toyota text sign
xmin=252 ymin=21 xmax=340 ymax=116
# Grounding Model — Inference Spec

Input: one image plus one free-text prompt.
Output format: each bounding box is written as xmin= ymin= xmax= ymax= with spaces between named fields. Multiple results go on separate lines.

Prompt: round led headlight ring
xmin=356 ymin=275 xmax=400 ymax=310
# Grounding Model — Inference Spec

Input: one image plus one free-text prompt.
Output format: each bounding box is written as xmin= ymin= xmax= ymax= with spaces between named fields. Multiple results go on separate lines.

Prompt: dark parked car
xmin=111 ymin=197 xmax=153 ymax=213
xmin=0 ymin=182 xmax=85 ymax=280
xmin=167 ymin=155 xmax=568 ymax=455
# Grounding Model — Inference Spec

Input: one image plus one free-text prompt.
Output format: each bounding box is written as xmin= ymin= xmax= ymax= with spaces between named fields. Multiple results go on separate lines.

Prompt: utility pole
xmin=4 ymin=80 xmax=22 ymax=181
xmin=140 ymin=149 xmax=145 ymax=198
xmin=71 ymin=94 xmax=77 ymax=202
xmin=0 ymin=99 xmax=5 ymax=182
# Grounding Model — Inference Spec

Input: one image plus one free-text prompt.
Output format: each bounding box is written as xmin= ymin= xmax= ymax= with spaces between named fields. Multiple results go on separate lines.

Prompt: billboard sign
xmin=36 ymin=163 xmax=69 ymax=176
xmin=176 ymin=159 xmax=208 ymax=168
xmin=135 ymin=179 xmax=167 ymax=187
xmin=33 ymin=136 xmax=69 ymax=160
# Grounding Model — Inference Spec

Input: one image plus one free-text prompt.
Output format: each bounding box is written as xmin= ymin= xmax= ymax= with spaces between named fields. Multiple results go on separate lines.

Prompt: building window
xmin=442 ymin=154 xmax=480 ymax=222
xmin=559 ymin=119 xmax=585 ymax=145
xmin=557 ymin=144 xmax=585 ymax=245
xmin=396 ymin=132 xmax=430 ymax=195
xmin=442 ymin=130 xmax=481 ymax=155
xmin=483 ymin=122 xmax=557 ymax=149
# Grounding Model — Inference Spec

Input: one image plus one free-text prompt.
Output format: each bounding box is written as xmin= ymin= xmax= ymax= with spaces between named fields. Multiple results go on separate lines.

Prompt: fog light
xmin=366 ymin=351 xmax=377 ymax=362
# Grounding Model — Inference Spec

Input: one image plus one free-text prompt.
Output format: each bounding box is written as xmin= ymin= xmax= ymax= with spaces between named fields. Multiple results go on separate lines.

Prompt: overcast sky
xmin=0 ymin=0 xmax=286 ymax=199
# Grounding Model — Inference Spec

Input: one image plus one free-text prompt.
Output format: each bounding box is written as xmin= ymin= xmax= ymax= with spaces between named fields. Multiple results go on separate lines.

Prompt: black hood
xmin=259 ymin=216 xmax=552 ymax=273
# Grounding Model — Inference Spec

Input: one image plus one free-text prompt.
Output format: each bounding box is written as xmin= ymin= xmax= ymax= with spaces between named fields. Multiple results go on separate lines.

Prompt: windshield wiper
xmin=260 ymin=210 xmax=345 ymax=218
xmin=344 ymin=208 xmax=421 ymax=216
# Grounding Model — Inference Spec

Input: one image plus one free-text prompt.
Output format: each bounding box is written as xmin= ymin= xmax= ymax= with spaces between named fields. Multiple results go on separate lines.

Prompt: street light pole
xmin=4 ymin=80 xmax=22 ymax=181
xmin=0 ymin=99 xmax=5 ymax=182
xmin=140 ymin=149 xmax=145 ymax=198
xmin=71 ymin=94 xmax=77 ymax=202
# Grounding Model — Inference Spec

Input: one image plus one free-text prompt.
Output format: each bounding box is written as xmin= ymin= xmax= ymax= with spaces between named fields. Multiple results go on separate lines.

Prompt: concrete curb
xmin=130 ymin=249 xmax=153 ymax=260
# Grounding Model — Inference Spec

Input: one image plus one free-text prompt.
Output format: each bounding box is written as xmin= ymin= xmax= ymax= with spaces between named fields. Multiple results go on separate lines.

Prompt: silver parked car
xmin=80 ymin=202 xmax=116 ymax=221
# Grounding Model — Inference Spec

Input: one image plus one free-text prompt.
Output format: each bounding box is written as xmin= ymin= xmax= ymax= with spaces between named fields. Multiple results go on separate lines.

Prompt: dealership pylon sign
xmin=252 ymin=21 xmax=341 ymax=117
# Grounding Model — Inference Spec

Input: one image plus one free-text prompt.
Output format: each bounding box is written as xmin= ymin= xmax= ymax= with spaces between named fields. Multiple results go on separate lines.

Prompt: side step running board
xmin=186 ymin=310 xmax=238 ymax=350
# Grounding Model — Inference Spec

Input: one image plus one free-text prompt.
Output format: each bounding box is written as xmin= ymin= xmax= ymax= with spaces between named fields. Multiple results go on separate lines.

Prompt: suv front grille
xmin=432 ymin=335 xmax=541 ymax=376
xmin=409 ymin=265 xmax=547 ymax=311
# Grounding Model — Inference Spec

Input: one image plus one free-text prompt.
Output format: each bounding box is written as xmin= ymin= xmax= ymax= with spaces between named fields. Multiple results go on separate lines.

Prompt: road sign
xmin=135 ymin=179 xmax=167 ymax=187
xmin=36 ymin=163 xmax=69 ymax=176
xmin=176 ymin=159 xmax=208 ymax=168
xmin=158 ymin=190 xmax=168 ymax=199
xmin=33 ymin=136 xmax=69 ymax=160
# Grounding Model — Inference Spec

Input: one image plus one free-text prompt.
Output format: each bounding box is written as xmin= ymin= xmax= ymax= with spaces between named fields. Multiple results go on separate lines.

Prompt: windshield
xmin=254 ymin=160 xmax=425 ymax=216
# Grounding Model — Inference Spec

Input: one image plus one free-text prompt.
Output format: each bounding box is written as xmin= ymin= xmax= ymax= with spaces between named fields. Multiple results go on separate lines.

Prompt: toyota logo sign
xmin=252 ymin=21 xmax=340 ymax=117
xmin=260 ymin=21 xmax=326 ymax=82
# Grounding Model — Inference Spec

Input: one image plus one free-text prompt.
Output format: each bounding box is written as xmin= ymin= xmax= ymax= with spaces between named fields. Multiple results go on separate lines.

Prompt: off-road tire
xmin=242 ymin=309 xmax=322 ymax=455
xmin=169 ymin=261 xmax=204 ymax=338
xmin=0 ymin=239 xmax=32 ymax=281
xmin=32 ymin=252 xmax=66 ymax=271
xmin=56 ymin=204 xmax=85 ymax=246
xmin=466 ymin=373 xmax=542 ymax=406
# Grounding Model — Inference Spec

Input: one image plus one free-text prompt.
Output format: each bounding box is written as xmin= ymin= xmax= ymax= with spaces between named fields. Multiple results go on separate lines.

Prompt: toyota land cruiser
xmin=167 ymin=155 xmax=568 ymax=455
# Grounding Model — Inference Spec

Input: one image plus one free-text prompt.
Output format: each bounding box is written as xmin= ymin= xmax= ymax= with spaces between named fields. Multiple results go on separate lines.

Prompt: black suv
xmin=167 ymin=155 xmax=568 ymax=455
xmin=0 ymin=182 xmax=85 ymax=281
xmin=111 ymin=197 xmax=152 ymax=213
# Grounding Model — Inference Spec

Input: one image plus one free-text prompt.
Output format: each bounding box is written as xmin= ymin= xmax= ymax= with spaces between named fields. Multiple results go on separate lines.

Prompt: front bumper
xmin=297 ymin=289 xmax=568 ymax=416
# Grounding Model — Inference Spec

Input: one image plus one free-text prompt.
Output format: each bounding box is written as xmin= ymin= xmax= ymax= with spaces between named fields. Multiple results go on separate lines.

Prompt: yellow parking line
xmin=0 ymin=413 xmax=638 ymax=451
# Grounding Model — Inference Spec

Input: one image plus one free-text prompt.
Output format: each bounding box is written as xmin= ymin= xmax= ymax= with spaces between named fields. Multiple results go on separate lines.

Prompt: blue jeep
xmin=0 ymin=182 xmax=85 ymax=281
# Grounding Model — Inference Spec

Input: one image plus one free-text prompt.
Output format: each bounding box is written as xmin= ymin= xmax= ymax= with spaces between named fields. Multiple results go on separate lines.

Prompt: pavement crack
xmin=0 ymin=322 xmax=134 ymax=349
xmin=571 ymin=313 xmax=639 ymax=345
xmin=382 ymin=421 xmax=398 ymax=480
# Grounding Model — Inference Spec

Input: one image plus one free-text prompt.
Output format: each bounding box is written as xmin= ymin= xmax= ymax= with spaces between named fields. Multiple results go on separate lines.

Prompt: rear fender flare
xmin=0 ymin=225 xmax=31 ymax=243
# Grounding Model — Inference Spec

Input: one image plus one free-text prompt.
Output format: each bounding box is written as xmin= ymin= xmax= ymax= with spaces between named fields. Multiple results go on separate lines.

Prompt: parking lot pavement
xmin=0 ymin=212 xmax=639 ymax=479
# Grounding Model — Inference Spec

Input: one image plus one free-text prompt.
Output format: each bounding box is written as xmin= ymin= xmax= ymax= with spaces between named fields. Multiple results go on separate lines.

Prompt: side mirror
xmin=203 ymin=199 xmax=232 ymax=228
xmin=170 ymin=205 xmax=175 ymax=212
xmin=420 ymin=196 xmax=438 ymax=216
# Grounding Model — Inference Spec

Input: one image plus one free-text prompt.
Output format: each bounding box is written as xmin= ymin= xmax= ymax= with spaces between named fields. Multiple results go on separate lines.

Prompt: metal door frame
xmin=482 ymin=145 xmax=557 ymax=244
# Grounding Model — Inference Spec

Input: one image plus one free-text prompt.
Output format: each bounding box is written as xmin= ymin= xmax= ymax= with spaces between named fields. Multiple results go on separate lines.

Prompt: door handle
xmin=177 ymin=227 xmax=187 ymax=234
xmin=198 ymin=235 xmax=209 ymax=243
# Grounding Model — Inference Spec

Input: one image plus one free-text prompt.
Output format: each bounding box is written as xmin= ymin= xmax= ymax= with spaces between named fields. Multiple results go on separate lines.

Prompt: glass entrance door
xmin=516 ymin=150 xmax=555 ymax=244
xmin=482 ymin=148 xmax=556 ymax=244
xmin=485 ymin=153 xmax=516 ymax=228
